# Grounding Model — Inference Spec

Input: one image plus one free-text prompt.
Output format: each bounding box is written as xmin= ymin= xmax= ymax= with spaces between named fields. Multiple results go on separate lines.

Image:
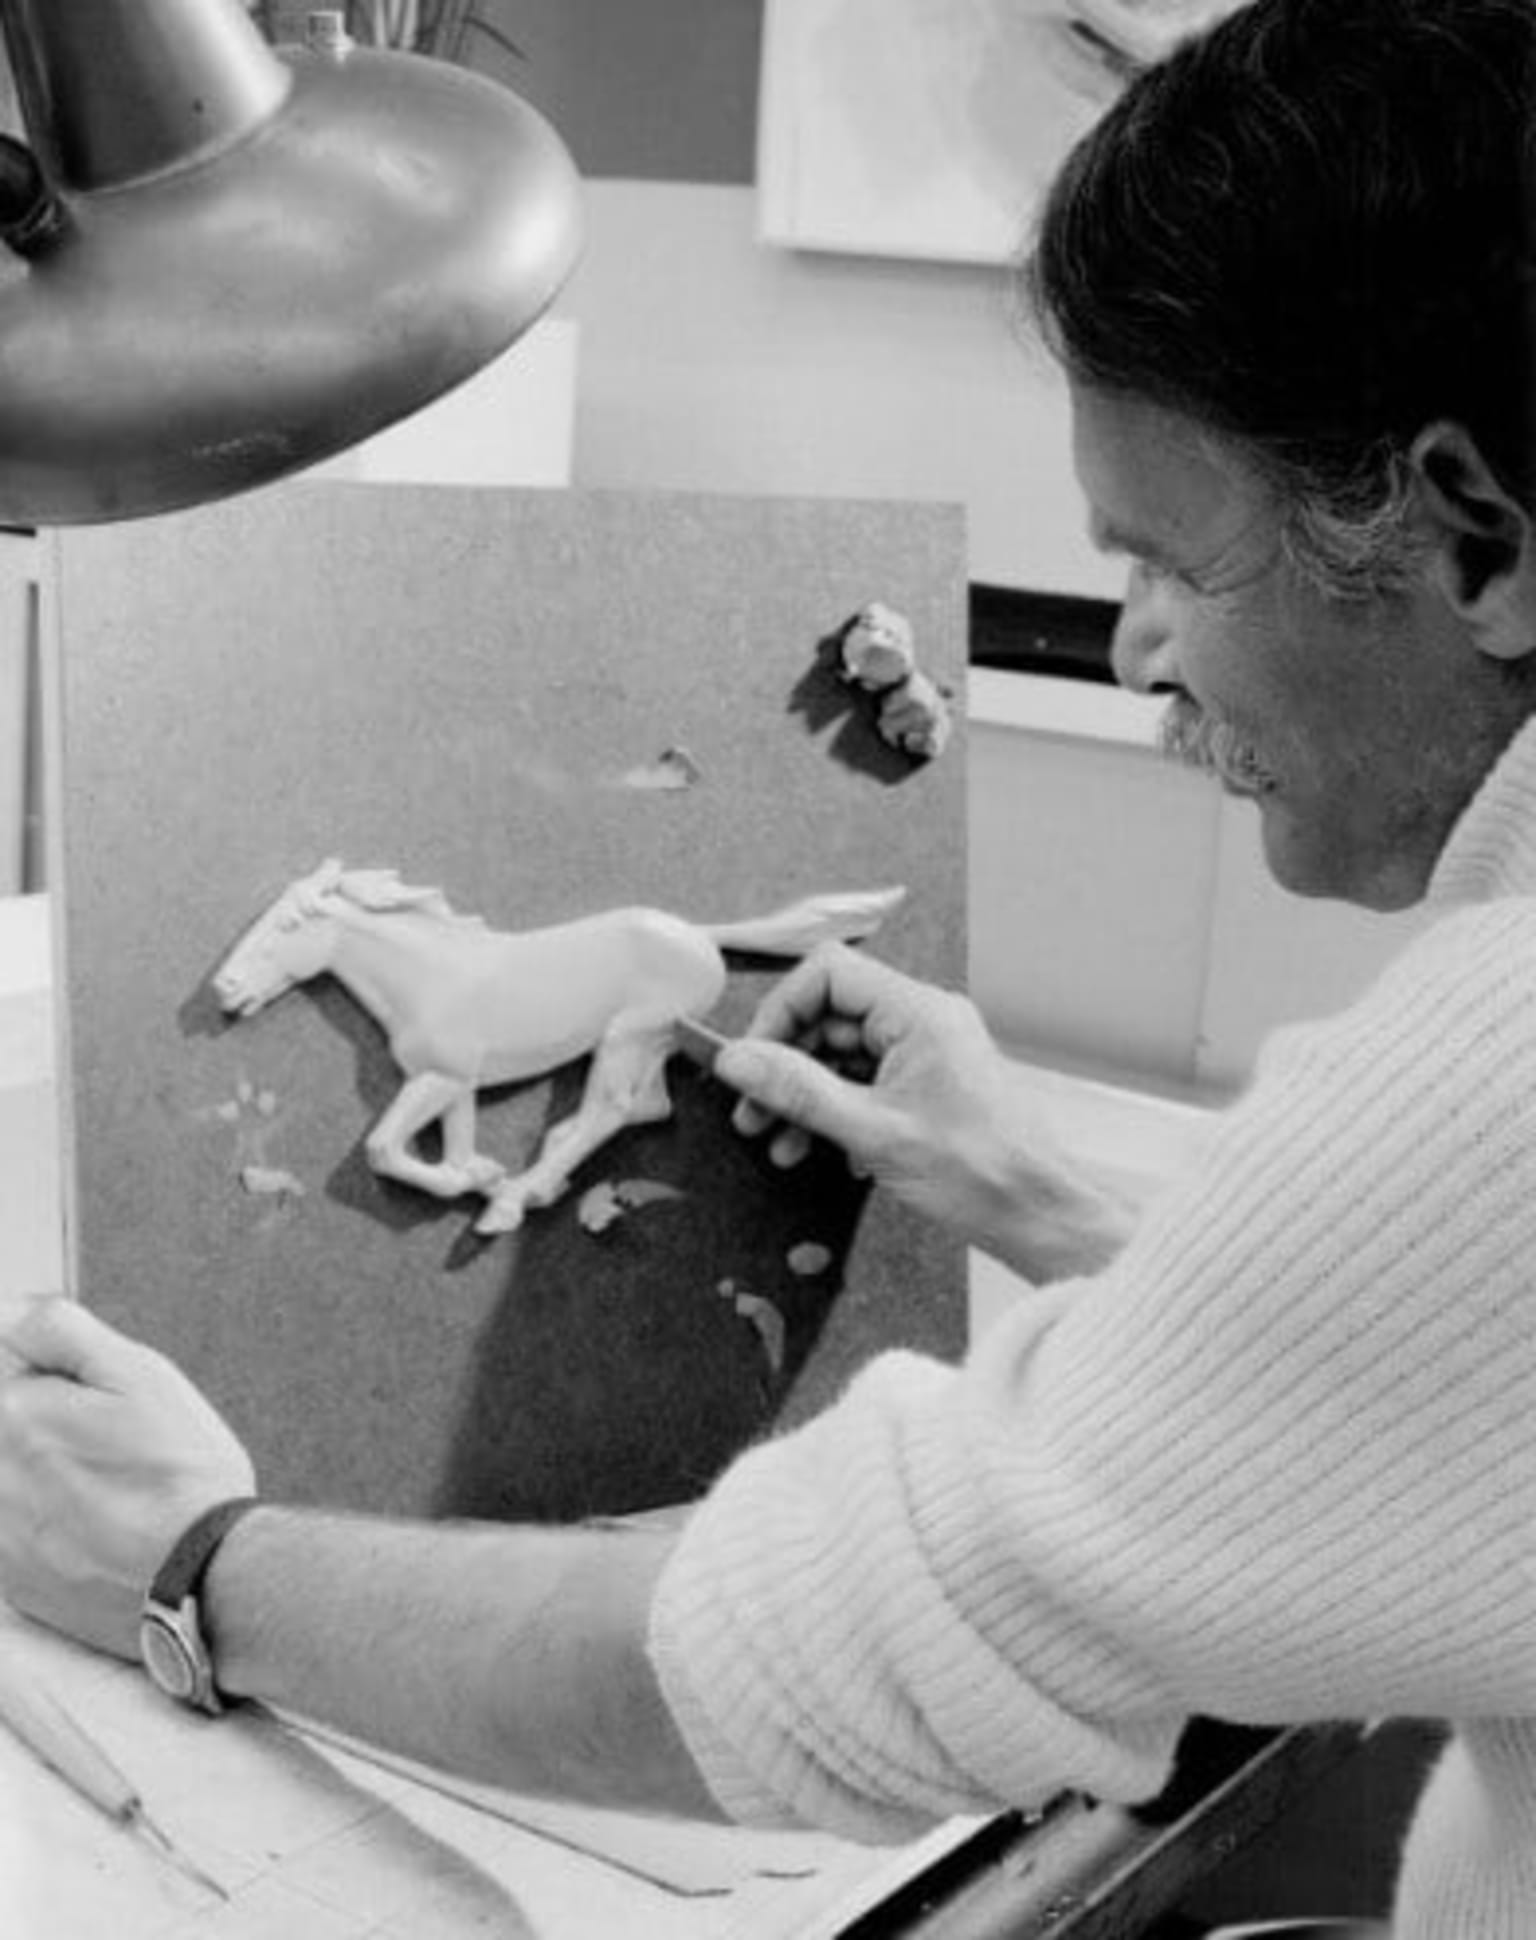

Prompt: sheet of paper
xmin=288 ymin=1718 xmax=857 ymax=1896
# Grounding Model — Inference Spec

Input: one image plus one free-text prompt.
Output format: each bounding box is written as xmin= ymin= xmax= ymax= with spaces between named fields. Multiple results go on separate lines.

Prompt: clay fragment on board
xmin=837 ymin=602 xmax=953 ymax=763
xmin=877 ymin=671 xmax=953 ymax=761
xmin=577 ymin=1177 xmax=686 ymax=1234
xmin=618 ymin=745 xmax=703 ymax=793
xmin=840 ymin=602 xmax=917 ymax=692
xmin=786 ymin=1241 xmax=832 ymax=1278
xmin=733 ymin=1291 xmax=787 ymax=1375
xmin=240 ymin=1165 xmax=306 ymax=1199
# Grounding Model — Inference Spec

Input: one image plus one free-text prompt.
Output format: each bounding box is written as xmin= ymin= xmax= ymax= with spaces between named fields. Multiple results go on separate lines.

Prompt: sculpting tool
xmin=674 ymin=1014 xmax=732 ymax=1075
xmin=675 ymin=1014 xmax=878 ymax=1088
xmin=0 ymin=1651 xmax=227 ymax=1900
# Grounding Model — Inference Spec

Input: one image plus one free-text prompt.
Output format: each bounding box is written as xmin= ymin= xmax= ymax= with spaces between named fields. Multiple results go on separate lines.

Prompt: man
xmin=1 ymin=1 xmax=1533 ymax=1931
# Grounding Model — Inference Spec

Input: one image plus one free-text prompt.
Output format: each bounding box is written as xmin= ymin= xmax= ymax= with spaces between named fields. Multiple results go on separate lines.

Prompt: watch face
xmin=140 ymin=1612 xmax=199 ymax=1702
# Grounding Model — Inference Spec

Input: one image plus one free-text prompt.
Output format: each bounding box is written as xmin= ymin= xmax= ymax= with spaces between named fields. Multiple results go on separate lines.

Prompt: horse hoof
xmin=475 ymin=1199 xmax=525 ymax=1236
xmin=462 ymin=1158 xmax=508 ymax=1194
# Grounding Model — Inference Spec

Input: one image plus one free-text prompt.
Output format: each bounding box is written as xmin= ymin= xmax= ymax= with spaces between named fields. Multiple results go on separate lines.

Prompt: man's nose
xmin=1110 ymin=563 xmax=1181 ymax=694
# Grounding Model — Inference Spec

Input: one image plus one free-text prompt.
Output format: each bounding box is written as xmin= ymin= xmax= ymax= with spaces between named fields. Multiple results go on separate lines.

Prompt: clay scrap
xmin=716 ymin=1277 xmax=787 ymax=1377
xmin=577 ymin=1178 xmax=686 ymax=1234
xmin=240 ymin=1165 xmax=306 ymax=1200
xmin=839 ymin=602 xmax=953 ymax=761
xmin=618 ymin=745 xmax=703 ymax=793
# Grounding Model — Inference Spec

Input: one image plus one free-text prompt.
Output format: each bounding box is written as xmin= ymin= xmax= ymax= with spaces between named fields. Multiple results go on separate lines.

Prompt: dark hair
xmin=1027 ymin=0 xmax=1536 ymax=596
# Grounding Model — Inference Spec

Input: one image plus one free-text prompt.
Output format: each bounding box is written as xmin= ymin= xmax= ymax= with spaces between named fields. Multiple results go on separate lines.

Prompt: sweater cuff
xmin=645 ymin=1336 xmax=1180 ymax=1844
xmin=647 ymin=1485 xmax=946 ymax=1844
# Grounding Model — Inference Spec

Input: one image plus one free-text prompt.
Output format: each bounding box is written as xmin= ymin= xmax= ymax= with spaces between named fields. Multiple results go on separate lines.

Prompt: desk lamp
xmin=0 ymin=0 xmax=582 ymax=523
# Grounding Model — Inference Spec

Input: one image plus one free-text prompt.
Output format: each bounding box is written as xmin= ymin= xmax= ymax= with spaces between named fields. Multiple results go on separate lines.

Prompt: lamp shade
xmin=0 ymin=0 xmax=583 ymax=524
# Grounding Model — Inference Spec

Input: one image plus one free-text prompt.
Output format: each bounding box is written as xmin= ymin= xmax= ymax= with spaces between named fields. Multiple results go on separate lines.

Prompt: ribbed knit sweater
xmin=649 ymin=717 xmax=1536 ymax=1937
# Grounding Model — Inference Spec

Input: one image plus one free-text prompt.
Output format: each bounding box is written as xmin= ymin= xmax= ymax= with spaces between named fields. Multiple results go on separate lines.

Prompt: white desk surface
xmin=0 ymin=1596 xmax=983 ymax=1940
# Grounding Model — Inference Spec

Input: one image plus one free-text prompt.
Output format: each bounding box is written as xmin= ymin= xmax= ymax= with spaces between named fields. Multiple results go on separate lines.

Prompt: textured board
xmin=48 ymin=483 xmax=966 ymax=1520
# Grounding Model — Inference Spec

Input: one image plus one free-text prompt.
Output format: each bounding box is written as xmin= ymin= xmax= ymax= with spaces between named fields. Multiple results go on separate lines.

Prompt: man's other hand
xmin=0 ymin=1296 xmax=255 ymax=1658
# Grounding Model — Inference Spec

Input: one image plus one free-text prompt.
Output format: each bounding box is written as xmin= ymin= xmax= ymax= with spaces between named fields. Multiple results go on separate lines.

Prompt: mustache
xmin=1159 ymin=703 xmax=1273 ymax=787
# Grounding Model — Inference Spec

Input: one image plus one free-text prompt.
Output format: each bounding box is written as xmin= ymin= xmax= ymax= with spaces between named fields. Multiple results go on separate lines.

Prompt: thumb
xmin=718 ymin=1039 xmax=884 ymax=1155
xmin=0 ymin=1295 xmax=147 ymax=1388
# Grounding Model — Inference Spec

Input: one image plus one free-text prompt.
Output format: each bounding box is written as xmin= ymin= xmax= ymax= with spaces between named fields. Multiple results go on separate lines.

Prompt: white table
xmin=0 ymin=1593 xmax=982 ymax=1940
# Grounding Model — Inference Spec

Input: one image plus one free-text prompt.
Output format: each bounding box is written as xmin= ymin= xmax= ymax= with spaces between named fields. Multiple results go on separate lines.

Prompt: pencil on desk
xmin=0 ymin=1646 xmax=227 ymax=1899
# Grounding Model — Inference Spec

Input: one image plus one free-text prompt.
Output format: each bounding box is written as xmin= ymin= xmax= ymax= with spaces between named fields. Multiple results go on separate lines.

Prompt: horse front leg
xmin=440 ymin=1090 xmax=508 ymax=1196
xmin=476 ymin=1013 xmax=677 ymax=1235
xmin=366 ymin=1071 xmax=501 ymax=1201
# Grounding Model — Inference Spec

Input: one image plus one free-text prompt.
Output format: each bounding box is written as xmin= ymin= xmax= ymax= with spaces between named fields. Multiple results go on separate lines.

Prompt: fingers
xmin=0 ymin=1295 xmax=148 ymax=1389
xmin=716 ymin=1038 xmax=888 ymax=1165
xmin=768 ymin=1124 xmax=813 ymax=1170
xmin=738 ymin=948 xmax=853 ymax=1059
xmin=730 ymin=947 xmax=901 ymax=1132
xmin=741 ymin=944 xmax=912 ymax=1053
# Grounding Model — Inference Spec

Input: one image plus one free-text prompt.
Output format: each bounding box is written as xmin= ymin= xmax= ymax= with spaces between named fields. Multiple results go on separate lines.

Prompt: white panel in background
xmin=312 ymin=316 xmax=578 ymax=488
xmin=1195 ymin=797 xmax=1428 ymax=1092
xmin=757 ymin=0 xmax=1112 ymax=265
xmin=968 ymin=717 xmax=1222 ymax=1087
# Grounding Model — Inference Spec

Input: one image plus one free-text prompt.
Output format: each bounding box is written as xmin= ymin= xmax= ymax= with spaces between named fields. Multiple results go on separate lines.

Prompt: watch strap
xmin=147 ymin=1496 xmax=259 ymax=1615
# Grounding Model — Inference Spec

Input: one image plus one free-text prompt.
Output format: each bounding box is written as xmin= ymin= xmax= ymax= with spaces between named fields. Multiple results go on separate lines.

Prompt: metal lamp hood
xmin=0 ymin=0 xmax=583 ymax=524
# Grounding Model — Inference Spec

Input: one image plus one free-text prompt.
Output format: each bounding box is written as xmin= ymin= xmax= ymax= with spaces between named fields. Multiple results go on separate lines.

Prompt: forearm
xmin=961 ymin=1132 xmax=1144 ymax=1284
xmin=950 ymin=1061 xmax=1147 ymax=1282
xmin=205 ymin=1505 xmax=726 ymax=1821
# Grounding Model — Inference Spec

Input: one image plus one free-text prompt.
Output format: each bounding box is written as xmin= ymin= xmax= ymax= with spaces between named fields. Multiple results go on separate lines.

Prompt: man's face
xmin=1071 ymin=381 xmax=1510 ymax=910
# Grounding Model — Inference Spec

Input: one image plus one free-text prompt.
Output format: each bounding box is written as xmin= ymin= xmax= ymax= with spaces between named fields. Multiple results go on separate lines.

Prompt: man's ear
xmin=1409 ymin=420 xmax=1536 ymax=661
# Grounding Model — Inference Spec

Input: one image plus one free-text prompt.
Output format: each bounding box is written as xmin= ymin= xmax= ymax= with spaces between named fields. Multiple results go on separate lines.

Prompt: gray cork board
xmin=48 ymin=482 xmax=967 ymax=1521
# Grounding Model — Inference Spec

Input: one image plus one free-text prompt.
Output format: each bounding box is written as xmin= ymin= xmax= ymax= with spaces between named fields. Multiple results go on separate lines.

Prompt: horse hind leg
xmin=366 ymin=1071 xmax=493 ymax=1200
xmin=476 ymin=1013 xmax=676 ymax=1235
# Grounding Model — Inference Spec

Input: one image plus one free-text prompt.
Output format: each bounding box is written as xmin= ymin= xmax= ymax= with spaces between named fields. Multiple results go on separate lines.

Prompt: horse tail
xmin=702 ymin=886 xmax=906 ymax=958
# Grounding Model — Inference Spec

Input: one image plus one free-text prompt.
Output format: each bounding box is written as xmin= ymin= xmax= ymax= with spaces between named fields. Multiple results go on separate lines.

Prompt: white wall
xmin=552 ymin=180 xmax=1121 ymax=596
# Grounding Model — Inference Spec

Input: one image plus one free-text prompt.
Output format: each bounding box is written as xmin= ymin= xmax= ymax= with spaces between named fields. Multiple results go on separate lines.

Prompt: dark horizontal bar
xmin=969 ymin=582 xmax=1121 ymax=686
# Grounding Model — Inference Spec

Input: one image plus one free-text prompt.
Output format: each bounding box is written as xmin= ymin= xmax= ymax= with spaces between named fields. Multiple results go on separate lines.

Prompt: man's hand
xmin=0 ymin=1296 xmax=255 ymax=1659
xmin=719 ymin=946 xmax=1026 ymax=1231
xmin=717 ymin=946 xmax=1141 ymax=1282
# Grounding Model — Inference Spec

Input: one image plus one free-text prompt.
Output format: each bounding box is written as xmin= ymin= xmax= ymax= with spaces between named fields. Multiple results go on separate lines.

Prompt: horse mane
xmin=329 ymin=868 xmax=487 ymax=932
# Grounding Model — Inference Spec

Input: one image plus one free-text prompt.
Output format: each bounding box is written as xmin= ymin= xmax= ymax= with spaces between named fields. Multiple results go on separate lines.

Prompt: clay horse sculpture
xmin=213 ymin=859 xmax=906 ymax=1233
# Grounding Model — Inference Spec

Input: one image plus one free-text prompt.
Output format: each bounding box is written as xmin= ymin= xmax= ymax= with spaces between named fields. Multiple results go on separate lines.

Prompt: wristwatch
xmin=139 ymin=1496 xmax=259 ymax=1714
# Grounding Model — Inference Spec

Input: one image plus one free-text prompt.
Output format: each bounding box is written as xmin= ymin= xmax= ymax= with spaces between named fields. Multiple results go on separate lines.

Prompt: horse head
xmin=212 ymin=858 xmax=348 ymax=1017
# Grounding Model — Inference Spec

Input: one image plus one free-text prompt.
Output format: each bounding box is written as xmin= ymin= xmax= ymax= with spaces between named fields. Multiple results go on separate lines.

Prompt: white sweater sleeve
xmin=648 ymin=901 xmax=1536 ymax=1843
